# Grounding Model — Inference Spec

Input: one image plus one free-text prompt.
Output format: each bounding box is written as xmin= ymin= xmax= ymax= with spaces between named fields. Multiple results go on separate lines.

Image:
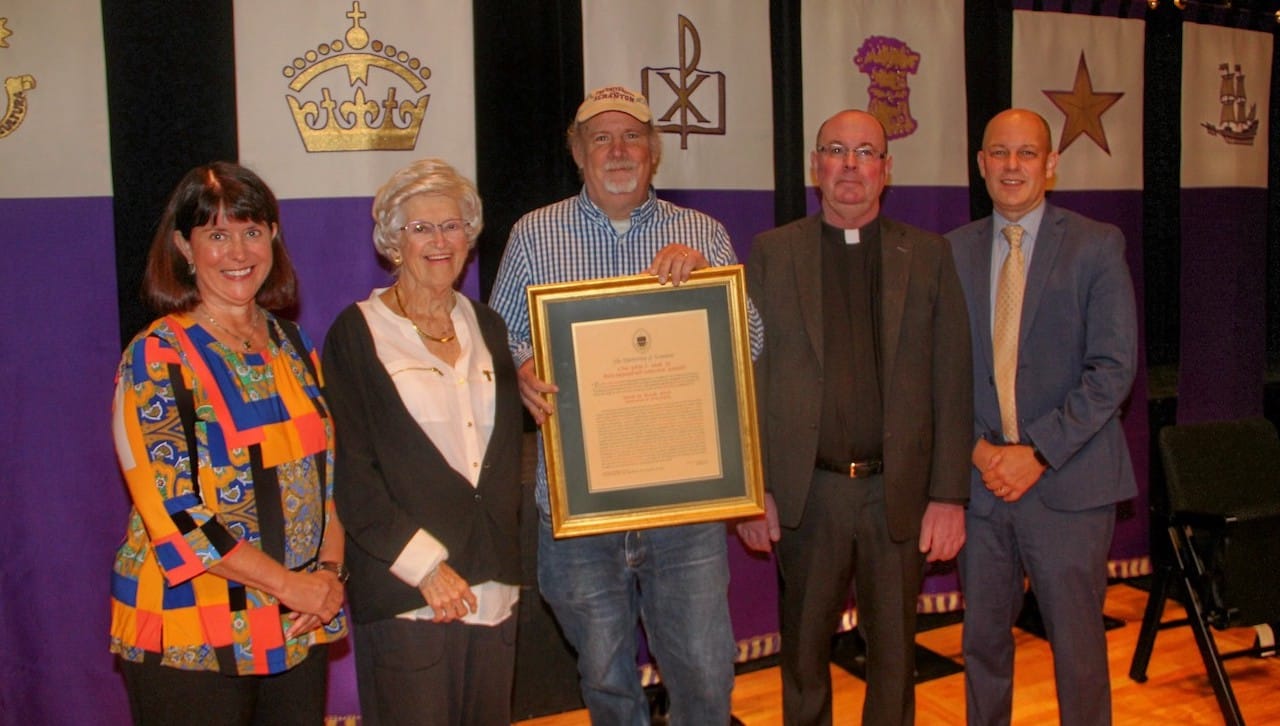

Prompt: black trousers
xmin=353 ymin=613 xmax=518 ymax=726
xmin=775 ymin=471 xmax=925 ymax=726
xmin=119 ymin=645 xmax=329 ymax=726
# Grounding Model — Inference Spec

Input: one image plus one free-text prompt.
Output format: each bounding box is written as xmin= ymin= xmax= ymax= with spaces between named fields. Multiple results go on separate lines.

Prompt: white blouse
xmin=357 ymin=288 xmax=518 ymax=625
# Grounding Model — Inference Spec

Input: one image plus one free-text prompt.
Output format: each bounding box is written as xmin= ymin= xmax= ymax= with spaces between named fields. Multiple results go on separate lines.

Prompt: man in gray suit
xmin=737 ymin=109 xmax=972 ymax=726
xmin=947 ymin=108 xmax=1138 ymax=726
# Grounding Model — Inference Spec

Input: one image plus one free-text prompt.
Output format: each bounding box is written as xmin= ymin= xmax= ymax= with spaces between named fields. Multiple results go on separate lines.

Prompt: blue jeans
xmin=537 ymin=515 xmax=735 ymax=726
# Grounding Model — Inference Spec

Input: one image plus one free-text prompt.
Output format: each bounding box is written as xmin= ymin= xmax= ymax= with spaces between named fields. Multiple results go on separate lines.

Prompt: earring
xmin=391 ymin=253 xmax=403 ymax=267
xmin=187 ymin=262 xmax=196 ymax=276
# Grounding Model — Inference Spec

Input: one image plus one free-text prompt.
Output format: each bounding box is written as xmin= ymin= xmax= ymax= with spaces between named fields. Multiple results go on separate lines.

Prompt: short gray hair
xmin=371 ymin=158 xmax=483 ymax=259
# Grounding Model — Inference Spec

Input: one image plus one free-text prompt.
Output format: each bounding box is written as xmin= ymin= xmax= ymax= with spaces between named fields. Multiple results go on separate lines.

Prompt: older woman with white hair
xmin=322 ymin=158 xmax=523 ymax=726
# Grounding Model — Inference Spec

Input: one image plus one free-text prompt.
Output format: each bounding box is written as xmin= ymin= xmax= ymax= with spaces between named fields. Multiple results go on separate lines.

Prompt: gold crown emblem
xmin=282 ymin=2 xmax=430 ymax=152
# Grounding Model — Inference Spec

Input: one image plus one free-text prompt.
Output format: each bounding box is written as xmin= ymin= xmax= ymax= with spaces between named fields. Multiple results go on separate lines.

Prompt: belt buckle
xmin=849 ymin=462 xmax=866 ymax=479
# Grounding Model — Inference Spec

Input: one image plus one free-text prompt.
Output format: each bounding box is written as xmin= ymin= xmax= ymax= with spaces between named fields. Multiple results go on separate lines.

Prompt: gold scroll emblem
xmin=281 ymin=2 xmax=431 ymax=152
xmin=642 ymin=15 xmax=726 ymax=150
xmin=1 ymin=18 xmax=38 ymax=140
xmin=853 ymin=36 xmax=919 ymax=141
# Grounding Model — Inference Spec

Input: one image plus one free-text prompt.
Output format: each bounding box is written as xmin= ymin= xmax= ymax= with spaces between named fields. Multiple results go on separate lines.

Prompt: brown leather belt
xmin=815 ymin=457 xmax=884 ymax=479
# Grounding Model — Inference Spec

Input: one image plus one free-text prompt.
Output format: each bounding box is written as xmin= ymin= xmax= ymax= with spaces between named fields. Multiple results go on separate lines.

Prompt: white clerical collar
xmin=844 ymin=228 xmax=861 ymax=245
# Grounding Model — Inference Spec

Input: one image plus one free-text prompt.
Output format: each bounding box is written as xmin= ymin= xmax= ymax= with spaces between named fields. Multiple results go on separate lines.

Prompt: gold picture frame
xmin=527 ymin=265 xmax=764 ymax=537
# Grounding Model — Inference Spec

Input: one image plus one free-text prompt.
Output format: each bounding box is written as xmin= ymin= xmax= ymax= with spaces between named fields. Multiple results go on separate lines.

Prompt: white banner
xmin=0 ymin=1 xmax=112 ymax=198
xmin=1012 ymin=10 xmax=1144 ymax=191
xmin=234 ymin=0 xmax=476 ymax=199
xmin=1181 ymin=22 xmax=1271 ymax=189
xmin=800 ymin=0 xmax=968 ymax=187
xmin=582 ymin=0 xmax=773 ymax=191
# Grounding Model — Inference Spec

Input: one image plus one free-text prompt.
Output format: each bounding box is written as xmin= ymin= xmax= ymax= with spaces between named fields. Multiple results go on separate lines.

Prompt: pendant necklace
xmin=201 ymin=307 xmax=260 ymax=351
xmin=394 ymin=284 xmax=456 ymax=344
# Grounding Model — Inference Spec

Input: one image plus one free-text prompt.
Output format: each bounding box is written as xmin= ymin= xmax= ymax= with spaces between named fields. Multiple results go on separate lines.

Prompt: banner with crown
xmin=234 ymin=0 xmax=475 ymax=196
xmin=581 ymin=0 xmax=774 ymax=265
xmin=233 ymin=0 xmax=479 ymax=343
xmin=1 ymin=2 xmax=127 ymax=725
xmin=1177 ymin=23 xmax=1272 ymax=426
xmin=800 ymin=0 xmax=970 ymax=235
xmin=1012 ymin=8 xmax=1151 ymax=578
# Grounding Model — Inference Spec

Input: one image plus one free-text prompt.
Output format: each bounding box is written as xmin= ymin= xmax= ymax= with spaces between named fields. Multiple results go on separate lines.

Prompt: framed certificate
xmin=527 ymin=265 xmax=764 ymax=537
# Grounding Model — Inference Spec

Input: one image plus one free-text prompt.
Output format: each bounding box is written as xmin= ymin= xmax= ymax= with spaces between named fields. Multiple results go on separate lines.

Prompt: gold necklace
xmin=393 ymin=284 xmax=456 ymax=344
xmin=200 ymin=306 xmax=261 ymax=351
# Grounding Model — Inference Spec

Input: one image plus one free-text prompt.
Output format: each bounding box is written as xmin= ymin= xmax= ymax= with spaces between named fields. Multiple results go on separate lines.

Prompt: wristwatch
xmin=317 ymin=560 xmax=350 ymax=584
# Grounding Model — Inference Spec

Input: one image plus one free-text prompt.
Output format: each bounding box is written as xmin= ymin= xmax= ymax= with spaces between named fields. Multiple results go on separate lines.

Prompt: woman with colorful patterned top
xmin=110 ymin=162 xmax=348 ymax=725
xmin=322 ymin=158 xmax=523 ymax=725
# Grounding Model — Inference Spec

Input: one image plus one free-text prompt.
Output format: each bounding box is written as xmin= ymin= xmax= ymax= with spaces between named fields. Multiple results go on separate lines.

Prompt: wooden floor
xmin=517 ymin=582 xmax=1280 ymax=725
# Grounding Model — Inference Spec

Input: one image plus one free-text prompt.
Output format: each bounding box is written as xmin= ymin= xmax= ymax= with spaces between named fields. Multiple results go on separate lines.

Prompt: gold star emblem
xmin=1043 ymin=53 xmax=1124 ymax=155
xmin=0 ymin=18 xmax=12 ymax=48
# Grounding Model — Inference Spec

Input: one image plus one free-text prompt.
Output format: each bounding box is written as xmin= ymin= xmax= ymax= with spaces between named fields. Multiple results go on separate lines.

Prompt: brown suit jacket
xmin=747 ymin=214 xmax=972 ymax=541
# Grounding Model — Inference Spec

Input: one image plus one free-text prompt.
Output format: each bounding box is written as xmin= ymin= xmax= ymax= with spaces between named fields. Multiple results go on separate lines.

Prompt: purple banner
xmin=656 ymin=189 xmax=776 ymax=264
xmin=651 ymin=188 xmax=783 ymax=661
xmin=1177 ymin=187 xmax=1268 ymax=424
xmin=0 ymin=197 xmax=131 ymax=724
xmin=1047 ymin=190 xmax=1150 ymax=569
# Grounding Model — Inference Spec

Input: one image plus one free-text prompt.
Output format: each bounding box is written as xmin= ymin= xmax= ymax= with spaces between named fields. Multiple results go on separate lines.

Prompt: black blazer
xmin=322 ymin=299 xmax=523 ymax=624
xmin=747 ymin=214 xmax=973 ymax=541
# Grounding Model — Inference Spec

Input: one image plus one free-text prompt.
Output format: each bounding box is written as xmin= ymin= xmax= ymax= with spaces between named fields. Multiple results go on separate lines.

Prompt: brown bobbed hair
xmin=142 ymin=161 xmax=298 ymax=314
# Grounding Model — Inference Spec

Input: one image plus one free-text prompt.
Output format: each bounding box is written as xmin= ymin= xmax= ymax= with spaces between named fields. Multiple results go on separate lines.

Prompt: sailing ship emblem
xmin=1201 ymin=63 xmax=1258 ymax=146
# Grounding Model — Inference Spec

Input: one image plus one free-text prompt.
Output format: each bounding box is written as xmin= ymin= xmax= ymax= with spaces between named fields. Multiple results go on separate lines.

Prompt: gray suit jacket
xmin=947 ymin=203 xmax=1138 ymax=516
xmin=747 ymin=214 xmax=973 ymax=542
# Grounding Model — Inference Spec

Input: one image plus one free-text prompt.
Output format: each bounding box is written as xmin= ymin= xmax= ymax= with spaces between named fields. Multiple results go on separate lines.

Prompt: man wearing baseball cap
xmin=490 ymin=85 xmax=763 ymax=724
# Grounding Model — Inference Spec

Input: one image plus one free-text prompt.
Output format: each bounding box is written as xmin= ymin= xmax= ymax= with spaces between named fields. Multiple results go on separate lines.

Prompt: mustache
xmin=604 ymin=161 xmax=638 ymax=172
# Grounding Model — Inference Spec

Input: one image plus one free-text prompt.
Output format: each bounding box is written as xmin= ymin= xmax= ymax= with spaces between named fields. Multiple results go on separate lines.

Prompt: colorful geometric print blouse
xmin=110 ymin=312 xmax=347 ymax=675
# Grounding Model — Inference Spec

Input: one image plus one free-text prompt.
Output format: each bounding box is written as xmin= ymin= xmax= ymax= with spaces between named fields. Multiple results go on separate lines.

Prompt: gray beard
xmin=604 ymin=176 xmax=639 ymax=194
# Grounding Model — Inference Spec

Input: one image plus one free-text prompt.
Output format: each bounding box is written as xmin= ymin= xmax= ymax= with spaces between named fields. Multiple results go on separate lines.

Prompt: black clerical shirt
xmin=817 ymin=218 xmax=884 ymax=464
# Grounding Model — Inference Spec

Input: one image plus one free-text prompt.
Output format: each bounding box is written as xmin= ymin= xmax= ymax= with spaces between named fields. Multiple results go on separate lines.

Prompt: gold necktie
xmin=994 ymin=224 xmax=1025 ymax=443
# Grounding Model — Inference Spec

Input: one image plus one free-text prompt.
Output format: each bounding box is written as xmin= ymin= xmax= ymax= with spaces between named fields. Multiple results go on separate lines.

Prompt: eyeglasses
xmin=399 ymin=219 xmax=468 ymax=241
xmin=815 ymin=144 xmax=886 ymax=161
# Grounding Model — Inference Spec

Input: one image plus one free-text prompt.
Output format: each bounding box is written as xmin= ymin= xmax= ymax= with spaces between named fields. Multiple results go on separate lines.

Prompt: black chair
xmin=1130 ymin=417 xmax=1280 ymax=725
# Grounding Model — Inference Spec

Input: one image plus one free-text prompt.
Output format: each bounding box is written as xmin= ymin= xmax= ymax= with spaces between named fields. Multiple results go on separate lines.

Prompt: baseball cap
xmin=574 ymin=85 xmax=652 ymax=124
